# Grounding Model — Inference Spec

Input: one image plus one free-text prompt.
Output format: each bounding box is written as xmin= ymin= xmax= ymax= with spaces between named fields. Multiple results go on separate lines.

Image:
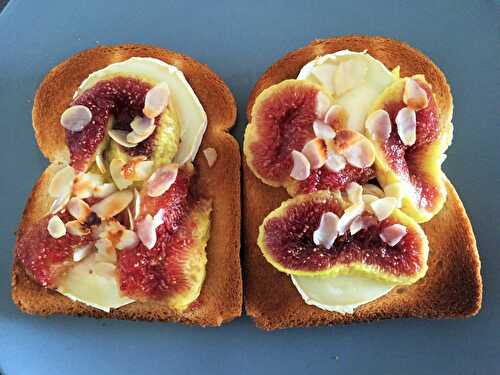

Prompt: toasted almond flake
xmin=93 ymin=262 xmax=116 ymax=278
xmin=95 ymin=238 xmax=116 ymax=263
xmin=47 ymin=215 xmax=66 ymax=238
xmin=66 ymin=220 xmax=91 ymax=236
xmin=60 ymin=105 xmax=92 ymax=132
xmin=313 ymin=212 xmax=339 ymax=249
xmin=311 ymin=63 xmax=337 ymax=92
xmin=108 ymin=129 xmax=136 ymax=148
xmin=110 ymin=158 xmax=132 ymax=190
xmin=136 ymin=214 xmax=157 ymax=250
xmin=67 ymin=197 xmax=92 ymax=222
xmin=125 ymin=207 xmax=134 ymax=230
xmin=73 ymin=243 xmax=94 ymax=262
xmin=362 ymin=194 xmax=379 ymax=210
xmin=350 ymin=215 xmax=377 ymax=235
xmin=93 ymin=183 xmax=117 ymax=198
xmin=95 ymin=151 xmax=106 ymax=173
xmin=337 ymin=202 xmax=365 ymax=235
xmin=313 ymin=120 xmax=336 ymax=140
xmin=380 ymin=224 xmax=407 ymax=246
xmin=365 ymin=109 xmax=391 ymax=141
xmin=126 ymin=126 xmax=155 ymax=144
xmin=49 ymin=191 xmax=71 ymax=214
xmin=323 ymin=105 xmax=345 ymax=130
xmin=334 ymin=59 xmax=367 ymax=95
xmin=290 ymin=150 xmax=311 ymax=181
xmin=133 ymin=160 xmax=154 ymax=181
xmin=146 ymin=164 xmax=178 ymax=197
xmin=48 ymin=165 xmax=75 ymax=198
xmin=395 ymin=107 xmax=417 ymax=146
xmin=370 ymin=197 xmax=398 ymax=221
xmin=203 ymin=147 xmax=218 ymax=168
xmin=153 ymin=209 xmax=165 ymax=228
xmin=342 ymin=137 xmax=375 ymax=168
xmin=324 ymin=150 xmax=346 ymax=172
xmin=346 ymin=182 xmax=363 ymax=204
xmin=315 ymin=91 xmax=331 ymax=119
xmin=133 ymin=188 xmax=141 ymax=219
xmin=115 ymin=229 xmax=139 ymax=250
xmin=362 ymin=184 xmax=385 ymax=198
xmin=143 ymin=82 xmax=170 ymax=118
xmin=403 ymin=79 xmax=429 ymax=110
xmin=383 ymin=182 xmax=405 ymax=208
xmin=91 ymin=190 xmax=134 ymax=219
xmin=73 ymin=172 xmax=103 ymax=199
xmin=130 ymin=116 xmax=155 ymax=135
xmin=302 ymin=138 xmax=328 ymax=169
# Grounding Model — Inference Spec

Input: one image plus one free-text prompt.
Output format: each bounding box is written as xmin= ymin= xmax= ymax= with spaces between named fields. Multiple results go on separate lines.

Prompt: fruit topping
xmin=302 ymin=138 xmax=328 ymax=169
xmin=48 ymin=165 xmax=75 ymax=198
xmin=73 ymin=243 xmax=94 ymax=262
xmin=313 ymin=120 xmax=336 ymax=140
xmin=93 ymin=183 xmax=117 ymax=199
xmin=203 ymin=147 xmax=218 ymax=168
xmin=146 ymin=164 xmax=179 ymax=197
xmin=323 ymin=105 xmax=347 ymax=131
xmin=67 ymin=197 xmax=92 ymax=223
xmin=66 ymin=220 xmax=91 ymax=236
xmin=91 ymin=190 xmax=133 ymax=219
xmin=334 ymin=130 xmax=375 ymax=169
xmin=73 ymin=172 xmax=103 ymax=199
xmin=60 ymin=105 xmax=92 ymax=132
xmin=325 ymin=150 xmax=346 ymax=172
xmin=143 ymin=82 xmax=170 ymax=119
xmin=130 ymin=116 xmax=155 ymax=135
xmin=108 ymin=129 xmax=136 ymax=148
xmin=369 ymin=197 xmax=398 ymax=221
xmin=365 ymin=109 xmax=391 ymax=141
xmin=346 ymin=182 xmax=363 ymax=204
xmin=365 ymin=76 xmax=449 ymax=222
xmin=136 ymin=214 xmax=157 ymax=249
xmin=290 ymin=150 xmax=311 ymax=181
xmin=403 ymin=78 xmax=429 ymax=110
xmin=380 ymin=224 xmax=407 ymax=247
xmin=257 ymin=191 xmax=428 ymax=283
xmin=47 ymin=215 xmax=66 ymax=238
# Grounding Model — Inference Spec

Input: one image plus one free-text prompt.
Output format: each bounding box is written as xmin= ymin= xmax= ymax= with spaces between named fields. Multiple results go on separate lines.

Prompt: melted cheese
xmin=297 ymin=50 xmax=396 ymax=132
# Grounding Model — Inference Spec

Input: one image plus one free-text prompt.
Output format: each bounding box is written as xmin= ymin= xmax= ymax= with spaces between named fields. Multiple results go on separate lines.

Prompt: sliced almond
xmin=362 ymin=184 xmax=385 ymax=198
xmin=73 ymin=243 xmax=94 ymax=262
xmin=342 ymin=137 xmax=375 ymax=168
xmin=313 ymin=212 xmax=339 ymax=250
xmin=130 ymin=116 xmax=155 ymax=135
xmin=362 ymin=194 xmax=380 ymax=209
xmin=47 ymin=215 xmax=66 ymax=239
xmin=136 ymin=214 xmax=157 ymax=250
xmin=125 ymin=207 xmax=134 ymax=230
xmin=349 ymin=215 xmax=377 ymax=235
xmin=324 ymin=150 xmax=346 ymax=172
xmin=315 ymin=91 xmax=331 ymax=119
xmin=108 ymin=129 xmax=136 ymax=148
xmin=370 ymin=197 xmax=398 ymax=221
xmin=95 ymin=151 xmax=106 ymax=174
xmin=48 ymin=165 xmax=75 ymax=198
xmin=383 ymin=182 xmax=405 ymax=208
xmin=403 ymin=79 xmax=429 ymax=110
xmin=133 ymin=160 xmax=154 ymax=181
xmin=91 ymin=190 xmax=134 ymax=219
xmin=110 ymin=158 xmax=132 ymax=190
xmin=395 ymin=107 xmax=417 ymax=146
xmin=337 ymin=202 xmax=365 ymax=235
xmin=133 ymin=188 xmax=141 ymax=219
xmin=380 ymin=224 xmax=407 ymax=247
xmin=66 ymin=220 xmax=91 ymax=236
xmin=334 ymin=59 xmax=367 ymax=95
xmin=301 ymin=138 xmax=328 ymax=169
xmin=93 ymin=183 xmax=117 ymax=199
xmin=73 ymin=172 xmax=103 ymax=199
xmin=49 ymin=191 xmax=71 ymax=214
xmin=203 ymin=147 xmax=218 ymax=168
xmin=313 ymin=120 xmax=336 ymax=140
xmin=126 ymin=126 xmax=155 ymax=144
xmin=346 ymin=182 xmax=363 ymax=204
xmin=146 ymin=164 xmax=178 ymax=197
xmin=365 ymin=109 xmax=391 ymax=141
xmin=60 ymin=105 xmax=92 ymax=132
xmin=324 ymin=105 xmax=346 ymax=130
xmin=95 ymin=238 xmax=116 ymax=263
xmin=153 ymin=208 xmax=165 ymax=228
xmin=290 ymin=150 xmax=311 ymax=181
xmin=143 ymin=82 xmax=170 ymax=119
xmin=115 ymin=229 xmax=139 ymax=250
xmin=67 ymin=197 xmax=92 ymax=222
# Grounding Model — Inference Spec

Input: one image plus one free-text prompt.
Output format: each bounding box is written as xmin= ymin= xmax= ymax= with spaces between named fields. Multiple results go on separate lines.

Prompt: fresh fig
xmin=365 ymin=76 xmax=451 ymax=222
xmin=244 ymin=80 xmax=375 ymax=195
xmin=258 ymin=191 xmax=429 ymax=284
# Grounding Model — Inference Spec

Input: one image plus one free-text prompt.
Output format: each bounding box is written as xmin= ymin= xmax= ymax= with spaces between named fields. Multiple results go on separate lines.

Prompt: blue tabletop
xmin=1 ymin=1 xmax=499 ymax=374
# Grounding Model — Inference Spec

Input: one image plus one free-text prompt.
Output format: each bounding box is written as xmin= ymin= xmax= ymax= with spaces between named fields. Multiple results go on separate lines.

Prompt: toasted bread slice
xmin=12 ymin=44 xmax=242 ymax=326
xmin=243 ymin=35 xmax=482 ymax=330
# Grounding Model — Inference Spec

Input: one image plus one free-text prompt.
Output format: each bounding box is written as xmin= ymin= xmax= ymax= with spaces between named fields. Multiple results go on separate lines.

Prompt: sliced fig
xmin=118 ymin=175 xmax=211 ymax=311
xmin=244 ymin=80 xmax=375 ymax=195
xmin=258 ymin=191 xmax=428 ymax=284
xmin=15 ymin=213 xmax=94 ymax=287
xmin=365 ymin=76 xmax=451 ymax=222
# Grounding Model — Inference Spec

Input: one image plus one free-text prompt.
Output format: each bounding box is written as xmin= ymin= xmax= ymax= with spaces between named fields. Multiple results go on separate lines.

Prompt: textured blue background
xmin=1 ymin=1 xmax=499 ymax=374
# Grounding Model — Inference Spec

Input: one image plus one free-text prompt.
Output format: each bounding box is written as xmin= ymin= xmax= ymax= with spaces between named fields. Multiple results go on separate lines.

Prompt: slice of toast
xmin=243 ymin=35 xmax=482 ymax=330
xmin=12 ymin=44 xmax=242 ymax=326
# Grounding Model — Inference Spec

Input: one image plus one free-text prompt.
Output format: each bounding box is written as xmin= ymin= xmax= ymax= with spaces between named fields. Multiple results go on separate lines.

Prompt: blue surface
xmin=1 ymin=1 xmax=499 ymax=374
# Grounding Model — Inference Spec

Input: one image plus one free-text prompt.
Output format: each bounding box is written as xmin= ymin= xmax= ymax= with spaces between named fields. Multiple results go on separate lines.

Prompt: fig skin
xmin=366 ymin=76 xmax=452 ymax=223
xmin=257 ymin=190 xmax=429 ymax=285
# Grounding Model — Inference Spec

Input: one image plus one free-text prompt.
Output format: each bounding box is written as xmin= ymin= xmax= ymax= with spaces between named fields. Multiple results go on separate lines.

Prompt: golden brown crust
xmin=13 ymin=44 xmax=242 ymax=326
xmin=243 ymin=35 xmax=481 ymax=330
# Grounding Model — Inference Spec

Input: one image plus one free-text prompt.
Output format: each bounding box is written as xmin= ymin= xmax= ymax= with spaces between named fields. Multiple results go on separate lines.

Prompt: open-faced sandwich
xmin=12 ymin=45 xmax=242 ymax=326
xmin=243 ymin=35 xmax=482 ymax=330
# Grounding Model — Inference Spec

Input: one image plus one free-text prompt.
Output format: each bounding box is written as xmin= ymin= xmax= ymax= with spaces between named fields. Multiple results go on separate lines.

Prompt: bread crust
xmin=12 ymin=45 xmax=242 ymax=326
xmin=243 ymin=35 xmax=482 ymax=330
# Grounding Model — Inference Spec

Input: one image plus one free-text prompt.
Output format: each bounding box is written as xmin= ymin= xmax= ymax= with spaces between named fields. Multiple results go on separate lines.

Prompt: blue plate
xmin=1 ymin=1 xmax=499 ymax=374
